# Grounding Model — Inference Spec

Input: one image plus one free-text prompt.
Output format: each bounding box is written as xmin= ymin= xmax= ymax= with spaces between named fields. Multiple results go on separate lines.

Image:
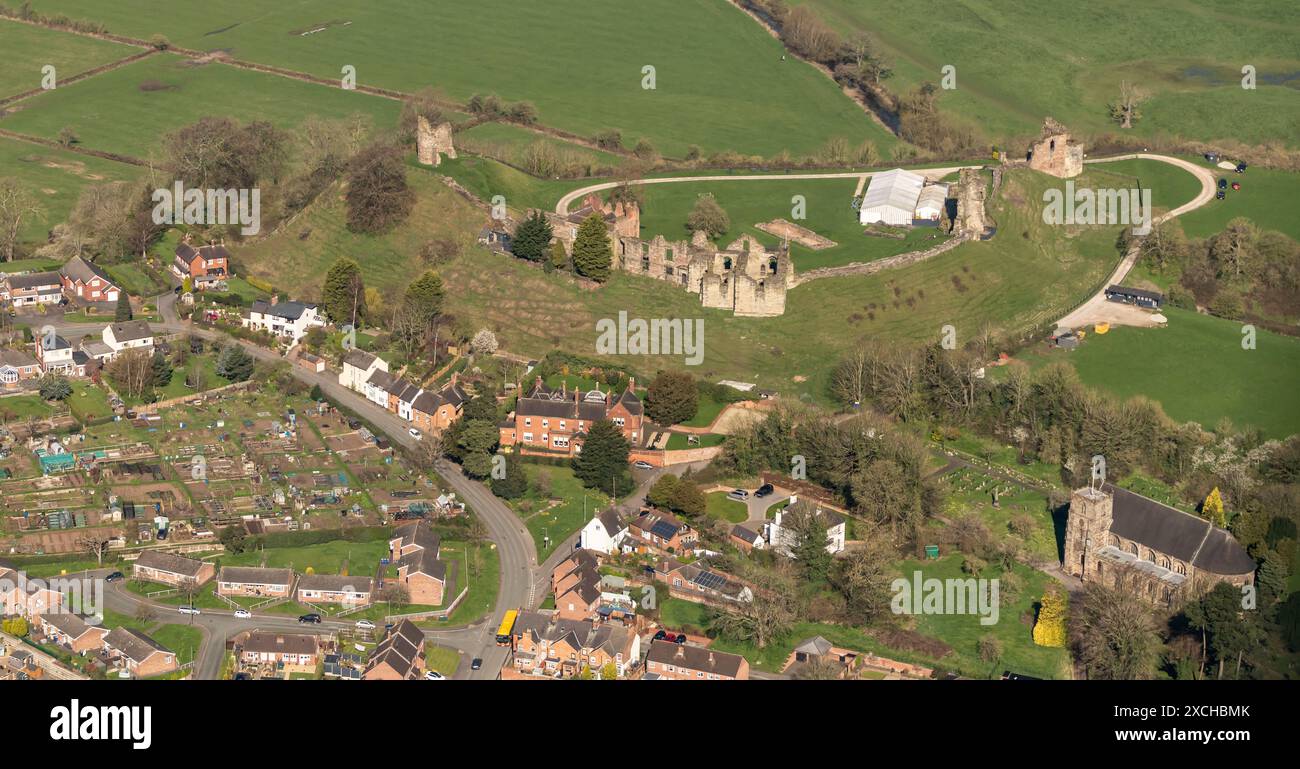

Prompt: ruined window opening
xmin=641 ymin=256 xmax=650 ymax=271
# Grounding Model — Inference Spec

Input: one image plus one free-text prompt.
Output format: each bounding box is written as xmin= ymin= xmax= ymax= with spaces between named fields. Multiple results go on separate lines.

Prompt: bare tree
xmin=0 ymin=178 xmax=45 ymax=261
xmin=78 ymin=533 xmax=114 ymax=566
xmin=105 ymin=349 xmax=155 ymax=399
xmin=1109 ymin=80 xmax=1148 ymax=129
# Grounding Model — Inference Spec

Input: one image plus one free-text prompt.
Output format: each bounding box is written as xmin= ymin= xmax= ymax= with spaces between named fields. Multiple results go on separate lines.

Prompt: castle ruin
xmin=1026 ymin=117 xmax=1083 ymax=178
xmin=953 ymin=167 xmax=989 ymax=238
xmin=417 ymin=116 xmax=457 ymax=166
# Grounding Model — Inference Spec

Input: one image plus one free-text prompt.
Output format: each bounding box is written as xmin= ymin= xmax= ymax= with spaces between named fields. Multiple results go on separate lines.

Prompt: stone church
xmin=1063 ymin=484 xmax=1255 ymax=606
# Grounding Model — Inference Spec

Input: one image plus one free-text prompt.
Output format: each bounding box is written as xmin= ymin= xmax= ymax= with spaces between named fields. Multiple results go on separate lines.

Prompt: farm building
xmin=1104 ymin=285 xmax=1164 ymax=309
xmin=858 ymin=168 xmax=925 ymax=226
xmin=914 ymin=184 xmax=951 ymax=222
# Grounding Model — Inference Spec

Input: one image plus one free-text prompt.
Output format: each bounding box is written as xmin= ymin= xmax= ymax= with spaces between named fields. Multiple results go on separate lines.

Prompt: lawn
xmin=119 ymin=353 xmax=230 ymax=407
xmin=680 ymin=391 xmax=726 ymax=428
xmin=67 ymin=383 xmax=112 ymax=422
xmin=0 ymin=52 xmax=400 ymax=159
xmin=456 ymin=121 xmax=627 ymax=174
xmin=219 ymin=538 xmax=390 ymax=576
xmin=803 ymin=0 xmax=1300 ymax=148
xmin=512 ymin=464 xmax=611 ymax=560
xmin=1175 ymin=162 xmax=1300 ymax=240
xmin=148 ymin=623 xmax=204 ymax=665
xmin=424 ymin=643 xmax=461 ymax=676
xmin=442 ymin=539 xmax=499 ymax=626
xmin=0 ymin=136 xmax=141 ymax=242
xmin=105 ymin=262 xmax=165 ymax=298
xmin=1023 ymin=307 xmax=1300 ymax=438
xmin=705 ymin=491 xmax=749 ymax=523
xmin=0 ymin=18 xmax=136 ymax=100
xmin=25 ymin=0 xmax=896 ymax=158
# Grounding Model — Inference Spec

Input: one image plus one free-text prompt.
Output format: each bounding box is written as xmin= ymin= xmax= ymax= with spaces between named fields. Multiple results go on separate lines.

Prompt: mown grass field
xmin=0 ymin=18 xmax=137 ymax=99
xmin=1020 ymin=307 xmax=1300 ymax=438
xmin=801 ymin=0 xmax=1300 ymax=147
xmin=455 ymin=121 xmax=628 ymax=173
xmin=25 ymin=0 xmax=892 ymax=158
xmin=1174 ymin=159 xmax=1300 ymax=240
xmin=0 ymin=136 xmax=141 ymax=240
xmin=0 ymin=52 xmax=400 ymax=158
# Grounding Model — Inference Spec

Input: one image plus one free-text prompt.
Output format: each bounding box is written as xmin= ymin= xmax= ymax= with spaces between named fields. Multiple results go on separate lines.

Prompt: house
xmin=101 ymin=320 xmax=154 ymax=358
xmin=235 ymin=630 xmax=320 ymax=668
xmin=729 ymin=521 xmax=766 ymax=553
xmin=132 ymin=550 xmax=215 ymax=587
xmin=644 ymin=638 xmax=749 ymax=680
xmin=339 ymin=349 xmax=388 ymax=392
xmin=59 ymin=256 xmax=121 ymax=303
xmin=858 ymin=168 xmax=926 ymax=226
xmin=499 ymin=376 xmax=644 ymax=457
xmin=1104 ymin=285 xmax=1164 ymax=309
xmin=363 ymin=368 xmax=398 ymax=409
xmin=296 ymin=574 xmax=373 ymax=606
xmin=34 ymin=334 xmax=87 ymax=376
xmin=551 ymin=550 xmax=604 ymax=621
xmin=0 ymin=568 xmax=64 ymax=618
xmin=389 ymin=521 xmax=446 ymax=606
xmin=242 ymin=297 xmax=325 ymax=345
xmin=0 ymin=348 xmax=42 ymax=388
xmin=215 ymin=566 xmax=294 ymax=598
xmin=578 ymin=508 xmax=627 ymax=554
xmin=102 ymin=627 xmax=177 ymax=677
xmin=624 ymin=509 xmax=697 ymax=555
xmin=4 ymin=271 xmax=63 ymax=307
xmin=766 ymin=502 xmax=846 ymax=556
xmin=172 ymin=240 xmax=231 ymax=288
xmin=393 ymin=380 xmax=422 ymax=421
xmin=38 ymin=613 xmax=108 ymax=654
xmin=409 ymin=375 xmax=469 ymax=434
xmin=653 ymin=557 xmax=753 ymax=606
xmin=362 ymin=619 xmax=426 ymax=680
xmin=510 ymin=610 xmax=640 ymax=678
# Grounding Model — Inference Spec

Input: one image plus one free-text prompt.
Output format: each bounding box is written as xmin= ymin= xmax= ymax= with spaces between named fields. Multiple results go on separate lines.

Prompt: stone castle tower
xmin=953 ymin=167 xmax=988 ymax=238
xmin=1063 ymin=485 xmax=1114 ymax=580
xmin=416 ymin=116 xmax=457 ymax=166
xmin=1026 ymin=117 xmax=1083 ymax=178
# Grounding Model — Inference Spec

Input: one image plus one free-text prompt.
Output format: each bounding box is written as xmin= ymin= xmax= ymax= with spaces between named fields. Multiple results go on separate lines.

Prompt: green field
xmin=0 ymin=18 xmax=135 ymax=99
xmin=1174 ymin=161 xmax=1300 ymax=240
xmin=456 ymin=121 xmax=627 ymax=175
xmin=0 ymin=52 xmax=400 ymax=159
xmin=0 ymin=137 xmax=141 ymax=241
xmin=705 ymin=491 xmax=749 ymax=523
xmin=1027 ymin=308 xmax=1300 ymax=438
xmin=25 ymin=0 xmax=893 ymax=158
xmin=801 ymin=0 xmax=1300 ymax=148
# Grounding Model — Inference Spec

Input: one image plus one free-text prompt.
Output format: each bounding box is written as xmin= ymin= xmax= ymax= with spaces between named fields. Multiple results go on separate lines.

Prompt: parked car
xmin=728 ymin=488 xmax=750 ymax=500
xmin=425 ymin=670 xmax=446 ymax=680
xmin=408 ymin=428 xmax=422 ymax=440
xmin=470 ymin=658 xmax=483 ymax=670
xmin=355 ymin=619 xmax=376 ymax=630
xmin=674 ymin=634 xmax=688 ymax=644
xmin=633 ymin=460 xmax=653 ymax=470
xmin=653 ymin=629 xmax=668 ymax=641
xmin=298 ymin=613 xmax=322 ymax=624
xmin=233 ymin=609 xmax=252 ymax=619
xmin=1236 ymin=162 xmax=1248 ymax=173
xmin=178 ymin=606 xmax=200 ymax=616
xmin=105 ymin=571 xmax=124 ymax=582
xmin=1216 ymin=190 xmax=1226 ymax=200
xmin=1217 ymin=178 xmax=1228 ymax=189
xmin=1231 ymin=182 xmax=1241 ymax=191
xmin=755 ymin=483 xmax=774 ymax=498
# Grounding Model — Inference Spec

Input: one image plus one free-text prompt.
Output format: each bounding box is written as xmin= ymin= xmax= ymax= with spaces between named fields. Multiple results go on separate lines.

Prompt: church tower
xmin=1063 ymin=486 xmax=1113 ymax=579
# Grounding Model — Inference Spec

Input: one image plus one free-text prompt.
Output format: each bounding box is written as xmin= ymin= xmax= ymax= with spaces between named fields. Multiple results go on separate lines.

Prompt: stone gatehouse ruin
xmin=544 ymin=194 xmax=792 ymax=317
xmin=1026 ymin=117 xmax=1083 ymax=178
xmin=416 ymin=116 xmax=457 ymax=166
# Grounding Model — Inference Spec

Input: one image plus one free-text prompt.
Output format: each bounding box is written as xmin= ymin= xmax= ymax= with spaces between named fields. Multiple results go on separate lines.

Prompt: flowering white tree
xmin=470 ymin=328 xmax=498 ymax=356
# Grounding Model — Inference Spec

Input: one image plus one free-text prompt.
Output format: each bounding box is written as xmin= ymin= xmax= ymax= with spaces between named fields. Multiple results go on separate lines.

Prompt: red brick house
xmin=296 ymin=574 xmax=373 ymax=606
xmin=510 ymin=610 xmax=639 ymax=678
xmin=102 ymin=627 xmax=178 ymax=678
xmin=409 ymin=374 xmax=469 ymax=434
xmin=500 ymin=377 xmax=644 ymax=458
xmin=38 ymin=612 xmax=108 ymax=654
xmin=0 ymin=348 xmax=42 ymax=389
xmin=235 ymin=630 xmax=320 ymax=667
xmin=59 ymin=255 xmax=121 ymax=303
xmin=645 ymin=639 xmax=749 ymax=680
xmin=362 ymin=619 xmax=426 ymax=680
xmin=624 ymin=509 xmax=698 ymax=555
xmin=0 ymin=568 xmax=64 ymax=619
xmin=132 ymin=550 xmax=215 ymax=588
xmin=216 ymin=566 xmax=294 ymax=598
xmin=172 ymin=240 xmax=231 ymax=288
xmin=389 ymin=521 xmax=446 ymax=606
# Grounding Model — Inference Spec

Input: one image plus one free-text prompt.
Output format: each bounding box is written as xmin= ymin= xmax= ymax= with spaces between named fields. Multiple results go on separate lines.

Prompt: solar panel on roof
xmin=650 ymin=521 xmax=678 ymax=539
xmin=693 ymin=571 xmax=728 ymax=590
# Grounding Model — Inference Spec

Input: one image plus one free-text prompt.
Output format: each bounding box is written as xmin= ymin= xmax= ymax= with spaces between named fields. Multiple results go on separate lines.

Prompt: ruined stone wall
xmin=416 ymin=117 xmax=456 ymax=166
xmin=954 ymin=167 xmax=988 ymax=238
xmin=1026 ymin=118 xmax=1083 ymax=178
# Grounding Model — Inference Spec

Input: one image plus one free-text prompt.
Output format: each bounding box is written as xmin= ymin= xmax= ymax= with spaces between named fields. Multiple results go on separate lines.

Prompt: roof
xmin=5 ymin=271 xmax=62 ymax=290
xmin=104 ymin=627 xmax=171 ymax=663
xmin=596 ymin=508 xmax=625 ymax=536
xmin=363 ymin=619 xmax=425 ymax=679
xmin=915 ymin=184 xmax=950 ymax=210
xmin=394 ymin=520 xmax=441 ymax=554
xmin=1105 ymin=285 xmax=1164 ymax=301
xmin=217 ymin=566 xmax=294 ymax=586
xmin=134 ymin=550 xmax=209 ymax=578
xmin=342 ymin=349 xmax=377 ymax=370
xmin=175 ymin=242 xmax=230 ymax=263
xmin=250 ymin=299 xmax=317 ymax=321
xmin=793 ymin=635 xmax=833 ymax=657
xmin=366 ymin=369 xmax=397 ymax=392
xmin=296 ymin=573 xmax=373 ymax=593
xmin=1104 ymin=485 xmax=1255 ymax=576
xmin=0 ymin=348 xmax=39 ymax=368
xmin=239 ymin=630 xmax=319 ymax=657
xmin=60 ymin=255 xmax=116 ymax=286
xmin=646 ymin=639 xmax=745 ymax=677
xmin=107 ymin=320 xmax=153 ymax=343
xmin=860 ymin=168 xmax=925 ymax=215
xmin=513 ymin=610 xmax=632 ymax=658
xmin=40 ymin=612 xmax=102 ymax=639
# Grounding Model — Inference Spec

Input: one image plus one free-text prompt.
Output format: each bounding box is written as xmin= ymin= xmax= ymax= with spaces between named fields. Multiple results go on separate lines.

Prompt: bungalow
xmin=510 ymin=610 xmax=639 ymax=678
xmin=579 ymin=508 xmax=627 ymax=554
xmin=235 ymin=630 xmax=320 ymax=668
xmin=0 ymin=348 xmax=42 ymax=388
xmin=102 ymin=626 xmax=177 ymax=677
xmin=172 ymin=240 xmax=231 ymax=288
xmin=729 ymin=521 xmax=766 ymax=553
xmin=132 ymin=550 xmax=215 ymax=588
xmin=389 ymin=521 xmax=446 ymax=606
xmin=624 ymin=509 xmax=697 ymax=555
xmin=362 ymin=619 xmax=426 ymax=680
xmin=242 ymin=297 xmax=325 ymax=346
xmin=4 ymin=271 xmax=63 ymax=307
xmin=59 ymin=255 xmax=121 ymax=304
xmin=296 ymin=574 xmax=374 ymax=606
xmin=216 ymin=566 xmax=294 ymax=598
xmin=38 ymin=612 xmax=108 ymax=654
xmin=339 ymin=349 xmax=387 ymax=393
xmin=644 ymin=639 xmax=749 ymax=680
xmin=0 ymin=568 xmax=64 ymax=618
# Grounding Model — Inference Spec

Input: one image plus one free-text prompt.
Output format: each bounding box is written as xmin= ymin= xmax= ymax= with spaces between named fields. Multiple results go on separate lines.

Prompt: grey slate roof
xmin=1106 ymin=484 xmax=1255 ymax=576
xmin=217 ymin=566 xmax=293 ymax=586
xmin=250 ymin=299 xmax=316 ymax=321
xmin=104 ymin=627 xmax=172 ymax=663
xmin=135 ymin=549 xmax=208 ymax=578
xmin=646 ymin=639 xmax=745 ymax=677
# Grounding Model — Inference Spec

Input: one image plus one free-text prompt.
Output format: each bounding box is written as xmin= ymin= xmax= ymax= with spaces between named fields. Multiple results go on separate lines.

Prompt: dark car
xmin=298 ymin=613 xmax=322 ymax=624
xmin=1236 ymin=162 xmax=1248 ymax=173
xmin=755 ymin=483 xmax=775 ymax=498
xmin=1217 ymin=178 xmax=1227 ymax=189
xmin=470 ymin=658 xmax=483 ymax=670
xmin=105 ymin=571 xmax=124 ymax=582
xmin=653 ymin=629 xmax=668 ymax=641
xmin=1216 ymin=190 xmax=1226 ymax=200
xmin=675 ymin=634 xmax=687 ymax=644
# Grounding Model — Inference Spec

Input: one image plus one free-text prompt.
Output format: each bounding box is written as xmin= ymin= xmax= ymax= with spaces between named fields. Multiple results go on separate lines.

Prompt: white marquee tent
xmin=858 ymin=168 xmax=925 ymax=226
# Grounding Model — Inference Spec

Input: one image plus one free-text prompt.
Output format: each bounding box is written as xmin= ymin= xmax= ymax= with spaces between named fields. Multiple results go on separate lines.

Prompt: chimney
xmin=450 ymin=371 xmax=459 ymax=387
xmin=270 ymin=294 xmax=279 ymax=306
xmin=534 ymin=375 xmax=543 ymax=391
xmin=628 ymin=377 xmax=635 ymax=393
xmin=708 ymin=651 xmax=715 ymax=669
xmin=674 ymin=644 xmax=685 ymax=660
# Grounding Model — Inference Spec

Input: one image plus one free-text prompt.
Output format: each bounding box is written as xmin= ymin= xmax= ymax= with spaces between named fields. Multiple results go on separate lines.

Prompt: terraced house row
xmin=339 ymin=349 xmax=469 ymax=435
